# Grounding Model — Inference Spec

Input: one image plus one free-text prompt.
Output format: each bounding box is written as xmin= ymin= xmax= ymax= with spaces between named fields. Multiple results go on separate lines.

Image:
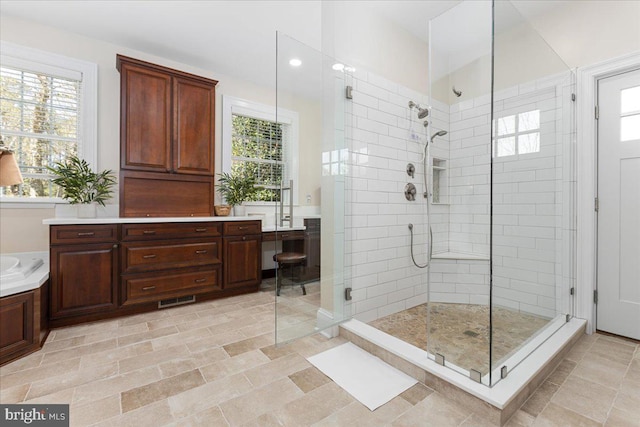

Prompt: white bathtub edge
xmin=0 ymin=251 xmax=49 ymax=297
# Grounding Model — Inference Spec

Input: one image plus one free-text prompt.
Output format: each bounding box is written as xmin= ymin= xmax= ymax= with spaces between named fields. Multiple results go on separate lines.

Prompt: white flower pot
xmin=234 ymin=205 xmax=246 ymax=217
xmin=77 ymin=204 xmax=97 ymax=218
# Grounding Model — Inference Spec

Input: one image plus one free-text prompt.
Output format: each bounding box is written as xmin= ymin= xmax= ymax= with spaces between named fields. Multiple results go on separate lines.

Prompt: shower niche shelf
xmin=431 ymin=157 xmax=448 ymax=204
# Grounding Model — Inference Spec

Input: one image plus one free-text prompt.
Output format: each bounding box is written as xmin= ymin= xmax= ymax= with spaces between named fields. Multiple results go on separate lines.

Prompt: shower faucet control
xmin=404 ymin=183 xmax=417 ymax=201
xmin=406 ymin=163 xmax=415 ymax=178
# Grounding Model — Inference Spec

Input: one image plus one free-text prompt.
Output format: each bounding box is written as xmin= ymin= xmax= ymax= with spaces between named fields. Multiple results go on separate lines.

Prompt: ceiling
xmin=0 ymin=1 xmax=567 ymax=89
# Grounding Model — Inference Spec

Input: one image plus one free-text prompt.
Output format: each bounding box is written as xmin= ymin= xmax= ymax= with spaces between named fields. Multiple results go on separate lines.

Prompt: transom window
xmin=493 ymin=110 xmax=540 ymax=157
xmin=620 ymin=85 xmax=640 ymax=142
xmin=0 ymin=42 xmax=97 ymax=202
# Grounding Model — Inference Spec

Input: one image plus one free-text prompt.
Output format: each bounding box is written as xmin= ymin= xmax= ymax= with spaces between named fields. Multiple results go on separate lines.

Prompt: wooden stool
xmin=273 ymin=252 xmax=307 ymax=296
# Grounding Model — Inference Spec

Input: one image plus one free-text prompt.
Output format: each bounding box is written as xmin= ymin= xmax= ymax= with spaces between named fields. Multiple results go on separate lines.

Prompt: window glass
xmin=621 ymin=86 xmax=640 ymax=114
xmin=518 ymin=110 xmax=540 ymax=132
xmin=518 ymin=133 xmax=540 ymax=154
xmin=621 ymin=114 xmax=640 ymax=142
xmin=497 ymin=115 xmax=515 ymax=136
xmin=496 ymin=137 xmax=515 ymax=157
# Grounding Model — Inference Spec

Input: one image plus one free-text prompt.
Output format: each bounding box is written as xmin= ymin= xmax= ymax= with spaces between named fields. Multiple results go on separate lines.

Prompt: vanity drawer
xmin=122 ymin=239 xmax=221 ymax=273
xmin=122 ymin=268 xmax=221 ymax=305
xmin=223 ymin=221 xmax=261 ymax=236
xmin=121 ymin=222 xmax=222 ymax=241
xmin=262 ymin=230 xmax=305 ymax=242
xmin=50 ymin=224 xmax=118 ymax=245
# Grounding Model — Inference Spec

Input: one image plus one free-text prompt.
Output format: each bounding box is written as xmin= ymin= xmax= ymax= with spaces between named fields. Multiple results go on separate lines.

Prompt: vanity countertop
xmin=42 ymin=216 xmax=309 ymax=232
xmin=43 ymin=216 xmax=254 ymax=225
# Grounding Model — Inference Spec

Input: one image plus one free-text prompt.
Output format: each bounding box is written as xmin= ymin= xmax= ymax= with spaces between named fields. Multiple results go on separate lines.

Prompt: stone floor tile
xmin=70 ymin=394 xmax=121 ymax=426
xmin=1 ymin=357 xmax=80 ymax=389
xmin=92 ymin=399 xmax=174 ymax=427
xmin=26 ymin=362 xmax=118 ymax=400
xmin=545 ymin=359 xmax=576 ymax=386
xmin=399 ymin=383 xmax=433 ymax=405
xmin=613 ymin=386 xmax=640 ymax=418
xmin=222 ymin=333 xmax=274 ymax=357
xmin=0 ymin=351 xmax=44 ymax=375
xmin=41 ymin=338 xmax=118 ymax=365
xmin=551 ymin=375 xmax=617 ymax=423
xmin=504 ymin=410 xmax=535 ymax=427
xmin=604 ymin=407 xmax=640 ymax=427
xmin=532 ymin=402 xmax=601 ymax=427
xmin=288 ymin=366 xmax=331 ymax=394
xmin=392 ymin=392 xmax=472 ymax=427
xmin=199 ymin=349 xmax=270 ymax=382
xmin=244 ymin=352 xmax=310 ymax=388
xmin=521 ymin=380 xmax=559 ymax=417
xmin=23 ymin=387 xmax=75 ymax=405
xmin=121 ymin=369 xmax=206 ymax=413
xmin=219 ymin=377 xmax=304 ymax=425
xmin=186 ymin=330 xmax=246 ymax=353
xmin=80 ymin=341 xmax=154 ymax=369
xmin=168 ymin=373 xmax=253 ymax=420
xmin=0 ymin=384 xmax=30 ymax=404
xmin=572 ymin=351 xmax=630 ymax=389
xmin=272 ymin=382 xmax=354 ymax=426
xmin=117 ymin=325 xmax=179 ymax=347
xmin=118 ymin=344 xmax=190 ymax=374
xmin=72 ymin=365 xmax=161 ymax=405
xmin=313 ymin=396 xmax=412 ymax=427
xmin=168 ymin=406 xmax=229 ymax=427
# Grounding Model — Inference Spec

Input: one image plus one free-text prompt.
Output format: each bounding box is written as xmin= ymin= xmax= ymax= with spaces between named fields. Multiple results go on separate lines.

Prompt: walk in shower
xmin=274 ymin=0 xmax=577 ymax=397
xmin=353 ymin=0 xmax=576 ymax=387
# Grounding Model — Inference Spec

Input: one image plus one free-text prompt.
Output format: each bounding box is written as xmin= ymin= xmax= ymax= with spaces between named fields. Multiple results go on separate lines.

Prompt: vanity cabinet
xmin=223 ymin=221 xmax=262 ymax=289
xmin=0 ymin=283 xmax=48 ymax=366
xmin=301 ymin=218 xmax=321 ymax=282
xmin=120 ymin=222 xmax=222 ymax=305
xmin=117 ymin=55 xmax=217 ymax=217
xmin=48 ymin=220 xmax=261 ymax=327
xmin=49 ymin=225 xmax=119 ymax=320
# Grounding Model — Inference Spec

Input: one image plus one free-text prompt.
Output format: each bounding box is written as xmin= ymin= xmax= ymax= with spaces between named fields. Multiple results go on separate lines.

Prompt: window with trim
xmin=493 ymin=109 xmax=540 ymax=157
xmin=222 ymin=95 xmax=298 ymax=203
xmin=0 ymin=42 xmax=97 ymax=202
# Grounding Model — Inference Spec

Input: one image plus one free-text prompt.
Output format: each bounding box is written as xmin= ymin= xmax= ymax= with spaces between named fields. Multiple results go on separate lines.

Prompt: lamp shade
xmin=0 ymin=151 xmax=24 ymax=186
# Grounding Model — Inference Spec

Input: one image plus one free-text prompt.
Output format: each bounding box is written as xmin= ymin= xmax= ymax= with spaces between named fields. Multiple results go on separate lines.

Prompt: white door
xmin=597 ymin=68 xmax=640 ymax=340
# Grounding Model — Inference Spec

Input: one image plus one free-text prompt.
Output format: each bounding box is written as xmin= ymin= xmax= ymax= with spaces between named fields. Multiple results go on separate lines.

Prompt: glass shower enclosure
xmin=427 ymin=0 xmax=576 ymax=385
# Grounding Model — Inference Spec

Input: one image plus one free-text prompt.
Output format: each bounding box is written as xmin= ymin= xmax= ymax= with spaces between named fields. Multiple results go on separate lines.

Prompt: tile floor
xmin=368 ymin=303 xmax=550 ymax=374
xmin=1 ymin=289 xmax=638 ymax=426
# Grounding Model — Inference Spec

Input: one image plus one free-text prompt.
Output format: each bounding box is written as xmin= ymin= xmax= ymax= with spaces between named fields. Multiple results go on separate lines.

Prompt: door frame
xmin=576 ymin=51 xmax=640 ymax=333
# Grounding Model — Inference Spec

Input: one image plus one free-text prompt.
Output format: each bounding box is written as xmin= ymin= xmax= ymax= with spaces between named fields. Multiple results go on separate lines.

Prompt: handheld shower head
xmin=430 ymin=130 xmax=447 ymax=144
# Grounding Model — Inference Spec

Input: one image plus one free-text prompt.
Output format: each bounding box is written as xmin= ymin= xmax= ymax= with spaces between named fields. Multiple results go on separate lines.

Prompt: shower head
xmin=430 ymin=130 xmax=448 ymax=144
xmin=416 ymin=107 xmax=429 ymax=119
xmin=408 ymin=101 xmax=429 ymax=119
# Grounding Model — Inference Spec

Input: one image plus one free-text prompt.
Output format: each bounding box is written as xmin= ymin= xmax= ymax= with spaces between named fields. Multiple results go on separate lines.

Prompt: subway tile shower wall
xmin=345 ymin=70 xmax=574 ymax=322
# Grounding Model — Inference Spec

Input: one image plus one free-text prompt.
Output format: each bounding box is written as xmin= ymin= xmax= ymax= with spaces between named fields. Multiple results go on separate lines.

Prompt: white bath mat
xmin=307 ymin=342 xmax=417 ymax=411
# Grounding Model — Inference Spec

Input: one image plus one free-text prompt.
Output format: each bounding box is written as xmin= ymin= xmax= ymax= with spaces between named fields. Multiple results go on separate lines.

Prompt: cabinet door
xmin=302 ymin=230 xmax=321 ymax=281
xmin=0 ymin=291 xmax=34 ymax=362
xmin=223 ymin=235 xmax=262 ymax=289
xmin=173 ymin=77 xmax=215 ymax=175
xmin=120 ymin=62 xmax=172 ymax=172
xmin=50 ymin=243 xmax=118 ymax=319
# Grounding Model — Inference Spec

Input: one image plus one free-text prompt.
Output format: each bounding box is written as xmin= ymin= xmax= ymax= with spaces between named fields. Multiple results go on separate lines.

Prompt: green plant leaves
xmin=46 ymin=155 xmax=116 ymax=206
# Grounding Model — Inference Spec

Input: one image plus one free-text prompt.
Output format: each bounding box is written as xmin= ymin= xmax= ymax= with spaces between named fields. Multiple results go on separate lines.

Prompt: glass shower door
xmin=427 ymin=0 xmax=494 ymax=383
xmin=274 ymin=32 xmax=350 ymax=344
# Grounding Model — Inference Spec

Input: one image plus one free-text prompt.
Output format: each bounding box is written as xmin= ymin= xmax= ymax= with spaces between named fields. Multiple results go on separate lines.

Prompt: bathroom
xmin=1 ymin=1 xmax=639 ymax=425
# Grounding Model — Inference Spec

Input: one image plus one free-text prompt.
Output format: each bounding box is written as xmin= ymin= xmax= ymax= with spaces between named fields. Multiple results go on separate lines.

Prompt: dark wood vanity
xmin=48 ymin=220 xmax=262 ymax=328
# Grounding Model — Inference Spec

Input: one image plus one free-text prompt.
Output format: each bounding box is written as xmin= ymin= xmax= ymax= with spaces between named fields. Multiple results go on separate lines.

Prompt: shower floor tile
xmin=368 ymin=303 xmax=550 ymax=374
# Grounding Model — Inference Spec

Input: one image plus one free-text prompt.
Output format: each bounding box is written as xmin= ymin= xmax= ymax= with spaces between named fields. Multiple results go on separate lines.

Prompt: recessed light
xmin=289 ymin=58 xmax=302 ymax=67
xmin=332 ymin=63 xmax=345 ymax=71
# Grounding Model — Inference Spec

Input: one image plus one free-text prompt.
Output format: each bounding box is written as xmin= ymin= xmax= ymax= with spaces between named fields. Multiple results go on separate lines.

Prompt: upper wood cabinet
xmin=117 ymin=55 xmax=218 ymax=217
xmin=118 ymin=55 xmax=217 ymax=175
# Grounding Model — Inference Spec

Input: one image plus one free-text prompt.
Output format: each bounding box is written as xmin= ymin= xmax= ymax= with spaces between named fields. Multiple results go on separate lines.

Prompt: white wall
xmin=0 ymin=15 xmax=322 ymax=254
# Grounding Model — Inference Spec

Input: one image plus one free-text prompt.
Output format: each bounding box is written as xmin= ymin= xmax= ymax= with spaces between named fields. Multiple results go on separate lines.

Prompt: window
xmin=620 ymin=85 xmax=640 ymax=142
xmin=0 ymin=42 xmax=97 ymax=202
xmin=222 ymin=95 xmax=298 ymax=203
xmin=493 ymin=110 xmax=540 ymax=157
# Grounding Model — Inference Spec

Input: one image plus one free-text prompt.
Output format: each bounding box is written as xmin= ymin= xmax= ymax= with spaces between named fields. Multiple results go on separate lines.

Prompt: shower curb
xmin=339 ymin=318 xmax=586 ymax=426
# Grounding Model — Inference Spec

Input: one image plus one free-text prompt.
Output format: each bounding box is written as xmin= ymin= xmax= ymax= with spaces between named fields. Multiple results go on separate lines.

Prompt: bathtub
xmin=0 ymin=251 xmax=49 ymax=297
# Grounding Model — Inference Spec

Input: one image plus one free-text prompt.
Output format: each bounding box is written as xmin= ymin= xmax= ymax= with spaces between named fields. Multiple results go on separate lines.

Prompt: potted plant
xmin=216 ymin=168 xmax=256 ymax=216
xmin=47 ymin=155 xmax=117 ymax=218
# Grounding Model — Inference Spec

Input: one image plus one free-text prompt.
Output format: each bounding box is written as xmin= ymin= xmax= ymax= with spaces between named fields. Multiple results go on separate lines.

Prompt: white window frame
xmin=222 ymin=94 xmax=299 ymax=205
xmin=0 ymin=41 xmax=98 ymax=207
xmin=493 ymin=110 xmax=541 ymax=158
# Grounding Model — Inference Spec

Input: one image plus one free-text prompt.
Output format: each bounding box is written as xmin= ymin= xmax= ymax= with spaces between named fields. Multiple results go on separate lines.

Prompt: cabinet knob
xmin=195 ymin=250 xmax=208 ymax=254
xmin=142 ymin=286 xmax=156 ymax=291
xmin=143 ymin=230 xmax=156 ymax=235
xmin=242 ymin=236 xmax=246 ymax=241
xmin=142 ymin=254 xmax=157 ymax=259
xmin=195 ymin=228 xmax=207 ymax=232
xmin=194 ymin=278 xmax=207 ymax=284
xmin=113 ymin=244 xmax=118 ymax=249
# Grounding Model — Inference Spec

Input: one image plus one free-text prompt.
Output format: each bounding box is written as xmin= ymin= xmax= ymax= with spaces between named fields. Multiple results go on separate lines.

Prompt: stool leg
xmin=276 ymin=264 xmax=281 ymax=296
xmin=302 ymin=284 xmax=306 ymax=296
